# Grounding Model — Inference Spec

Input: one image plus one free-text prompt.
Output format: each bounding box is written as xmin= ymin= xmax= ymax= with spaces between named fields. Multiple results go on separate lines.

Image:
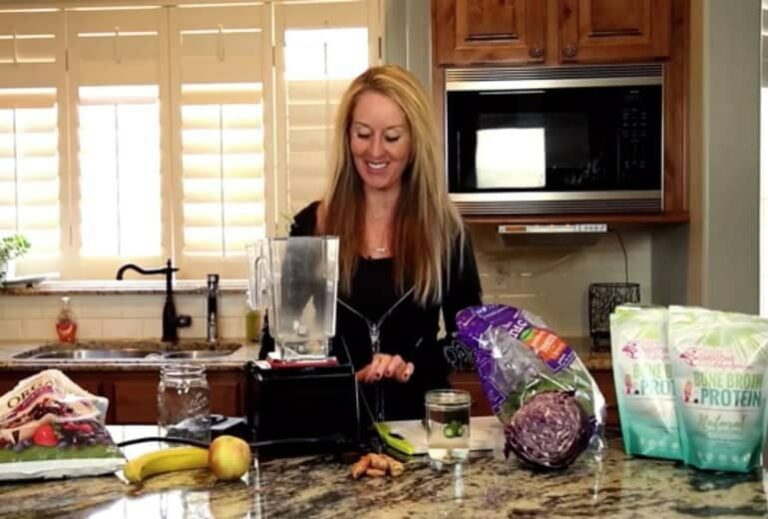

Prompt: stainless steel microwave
xmin=444 ymin=64 xmax=663 ymax=215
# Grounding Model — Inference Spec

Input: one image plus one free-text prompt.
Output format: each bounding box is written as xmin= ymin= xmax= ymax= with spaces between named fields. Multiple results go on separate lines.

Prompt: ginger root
xmin=350 ymin=453 xmax=406 ymax=479
xmin=368 ymin=453 xmax=389 ymax=471
xmin=351 ymin=454 xmax=371 ymax=480
xmin=384 ymin=455 xmax=404 ymax=477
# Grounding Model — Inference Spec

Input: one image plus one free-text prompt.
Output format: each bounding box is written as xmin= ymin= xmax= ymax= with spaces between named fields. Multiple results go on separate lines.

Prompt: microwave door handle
xmin=479 ymin=90 xmax=546 ymax=96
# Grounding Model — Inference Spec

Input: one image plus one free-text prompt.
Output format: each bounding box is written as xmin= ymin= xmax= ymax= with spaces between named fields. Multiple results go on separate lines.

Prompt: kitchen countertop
xmin=0 ymin=426 xmax=764 ymax=518
xmin=0 ymin=338 xmax=613 ymax=372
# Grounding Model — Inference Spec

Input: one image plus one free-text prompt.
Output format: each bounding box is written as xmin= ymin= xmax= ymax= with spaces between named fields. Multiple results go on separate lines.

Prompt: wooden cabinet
xmin=433 ymin=0 xmax=672 ymax=66
xmin=590 ymin=368 xmax=619 ymax=427
xmin=106 ymin=371 xmax=243 ymax=424
xmin=449 ymin=371 xmax=494 ymax=416
xmin=559 ymin=0 xmax=671 ymax=63
xmin=0 ymin=369 xmax=245 ymax=425
xmin=433 ymin=0 xmax=546 ymax=65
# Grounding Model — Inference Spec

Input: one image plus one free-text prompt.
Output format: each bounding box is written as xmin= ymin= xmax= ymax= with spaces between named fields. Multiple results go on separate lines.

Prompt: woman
xmin=263 ymin=65 xmax=482 ymax=420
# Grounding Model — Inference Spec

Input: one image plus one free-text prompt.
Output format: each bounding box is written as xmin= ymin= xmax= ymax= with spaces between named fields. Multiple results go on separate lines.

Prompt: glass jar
xmin=425 ymin=389 xmax=471 ymax=464
xmin=157 ymin=364 xmax=211 ymax=442
xmin=244 ymin=304 xmax=262 ymax=344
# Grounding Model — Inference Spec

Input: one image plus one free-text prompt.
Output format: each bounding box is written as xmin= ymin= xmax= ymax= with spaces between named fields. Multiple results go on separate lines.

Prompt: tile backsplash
xmin=0 ymin=293 xmax=251 ymax=342
xmin=0 ymin=227 xmax=651 ymax=341
xmin=470 ymin=225 xmax=652 ymax=339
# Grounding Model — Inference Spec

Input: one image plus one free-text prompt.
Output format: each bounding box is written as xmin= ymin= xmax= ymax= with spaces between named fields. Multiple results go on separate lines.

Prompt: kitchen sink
xmin=161 ymin=350 xmax=232 ymax=360
xmin=12 ymin=340 xmax=243 ymax=361
xmin=28 ymin=349 xmax=152 ymax=360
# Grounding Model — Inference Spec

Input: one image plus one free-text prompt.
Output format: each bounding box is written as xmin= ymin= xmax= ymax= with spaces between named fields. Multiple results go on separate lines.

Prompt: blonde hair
xmin=320 ymin=65 xmax=464 ymax=306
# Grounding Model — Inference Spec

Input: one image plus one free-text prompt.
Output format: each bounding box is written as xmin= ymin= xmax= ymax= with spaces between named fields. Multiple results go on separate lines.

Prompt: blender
xmin=247 ymin=236 xmax=339 ymax=361
xmin=245 ymin=236 xmax=361 ymax=456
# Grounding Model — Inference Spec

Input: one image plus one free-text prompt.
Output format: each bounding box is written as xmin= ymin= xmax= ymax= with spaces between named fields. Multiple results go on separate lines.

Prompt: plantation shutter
xmin=274 ymin=0 xmax=373 ymax=227
xmin=170 ymin=3 xmax=268 ymax=277
xmin=66 ymin=7 xmax=168 ymax=275
xmin=0 ymin=9 xmax=64 ymax=273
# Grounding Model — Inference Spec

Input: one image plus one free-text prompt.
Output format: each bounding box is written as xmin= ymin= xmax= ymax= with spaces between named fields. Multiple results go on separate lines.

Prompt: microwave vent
xmin=450 ymin=196 xmax=662 ymax=216
xmin=445 ymin=64 xmax=662 ymax=84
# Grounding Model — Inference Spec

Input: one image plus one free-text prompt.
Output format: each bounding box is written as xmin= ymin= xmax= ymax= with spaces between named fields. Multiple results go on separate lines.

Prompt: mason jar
xmin=425 ymin=389 xmax=471 ymax=464
xmin=157 ymin=364 xmax=211 ymax=442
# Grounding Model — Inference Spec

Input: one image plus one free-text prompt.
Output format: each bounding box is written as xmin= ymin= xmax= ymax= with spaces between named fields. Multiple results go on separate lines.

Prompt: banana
xmin=123 ymin=446 xmax=209 ymax=483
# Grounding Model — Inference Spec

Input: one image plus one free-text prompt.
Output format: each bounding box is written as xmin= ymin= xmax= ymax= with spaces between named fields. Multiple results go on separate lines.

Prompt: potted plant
xmin=0 ymin=234 xmax=31 ymax=283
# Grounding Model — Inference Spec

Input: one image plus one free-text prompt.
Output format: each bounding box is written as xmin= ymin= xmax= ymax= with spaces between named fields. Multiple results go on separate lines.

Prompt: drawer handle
xmin=529 ymin=45 xmax=544 ymax=59
xmin=563 ymin=44 xmax=577 ymax=58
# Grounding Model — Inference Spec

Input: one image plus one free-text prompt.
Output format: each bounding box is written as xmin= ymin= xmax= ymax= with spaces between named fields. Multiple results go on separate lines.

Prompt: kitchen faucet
xmin=116 ymin=259 xmax=191 ymax=343
xmin=206 ymin=273 xmax=219 ymax=343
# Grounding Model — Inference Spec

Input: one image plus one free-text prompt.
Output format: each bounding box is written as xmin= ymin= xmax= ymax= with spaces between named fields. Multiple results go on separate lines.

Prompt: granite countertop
xmin=0 ymin=338 xmax=612 ymax=373
xmin=0 ymin=340 xmax=260 ymax=372
xmin=0 ymin=426 xmax=765 ymax=518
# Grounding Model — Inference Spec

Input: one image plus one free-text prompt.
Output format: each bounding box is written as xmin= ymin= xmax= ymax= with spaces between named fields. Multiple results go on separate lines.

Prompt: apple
xmin=208 ymin=435 xmax=252 ymax=481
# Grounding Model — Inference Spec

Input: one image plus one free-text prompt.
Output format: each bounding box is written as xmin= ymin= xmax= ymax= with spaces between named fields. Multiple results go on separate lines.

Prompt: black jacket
xmin=260 ymin=201 xmax=482 ymax=420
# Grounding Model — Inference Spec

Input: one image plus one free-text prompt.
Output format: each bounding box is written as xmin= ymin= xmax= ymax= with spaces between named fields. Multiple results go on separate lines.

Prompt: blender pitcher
xmin=247 ymin=237 xmax=339 ymax=360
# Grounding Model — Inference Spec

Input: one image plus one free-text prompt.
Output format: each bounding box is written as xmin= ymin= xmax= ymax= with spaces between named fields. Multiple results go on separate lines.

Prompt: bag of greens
xmin=0 ymin=369 xmax=124 ymax=480
xmin=456 ymin=304 xmax=605 ymax=470
xmin=610 ymin=305 xmax=681 ymax=460
xmin=668 ymin=306 xmax=768 ymax=472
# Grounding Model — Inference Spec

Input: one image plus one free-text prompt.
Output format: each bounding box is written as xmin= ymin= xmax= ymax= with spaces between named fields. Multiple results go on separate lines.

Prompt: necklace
xmin=366 ymin=221 xmax=390 ymax=255
xmin=368 ymin=237 xmax=389 ymax=255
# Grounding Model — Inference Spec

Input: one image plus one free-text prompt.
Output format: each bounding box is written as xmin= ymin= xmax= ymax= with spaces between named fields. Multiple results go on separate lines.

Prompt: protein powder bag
xmin=0 ymin=369 xmax=124 ymax=480
xmin=610 ymin=305 xmax=681 ymax=460
xmin=456 ymin=304 xmax=606 ymax=469
xmin=668 ymin=306 xmax=768 ymax=472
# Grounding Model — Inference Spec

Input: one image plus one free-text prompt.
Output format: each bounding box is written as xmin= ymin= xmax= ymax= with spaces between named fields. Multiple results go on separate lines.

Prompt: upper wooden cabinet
xmin=433 ymin=0 xmax=672 ymax=66
xmin=559 ymin=0 xmax=671 ymax=63
xmin=433 ymin=0 xmax=546 ymax=65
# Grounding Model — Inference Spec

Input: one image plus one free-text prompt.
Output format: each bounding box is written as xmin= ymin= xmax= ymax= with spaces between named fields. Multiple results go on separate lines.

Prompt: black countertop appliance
xmin=246 ymin=359 xmax=362 ymax=457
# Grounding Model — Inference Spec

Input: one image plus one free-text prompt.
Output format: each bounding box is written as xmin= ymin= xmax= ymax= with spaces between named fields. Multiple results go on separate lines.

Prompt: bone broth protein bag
xmin=668 ymin=306 xmax=768 ymax=472
xmin=609 ymin=305 xmax=681 ymax=460
xmin=0 ymin=369 xmax=124 ymax=480
xmin=456 ymin=304 xmax=605 ymax=470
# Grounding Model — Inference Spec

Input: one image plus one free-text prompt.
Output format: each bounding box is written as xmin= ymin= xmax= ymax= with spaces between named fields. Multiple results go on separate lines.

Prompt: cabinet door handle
xmin=563 ymin=44 xmax=577 ymax=58
xmin=529 ymin=45 xmax=544 ymax=59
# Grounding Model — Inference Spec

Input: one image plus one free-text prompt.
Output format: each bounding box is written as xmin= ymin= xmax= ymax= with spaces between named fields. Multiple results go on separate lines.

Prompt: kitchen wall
xmin=384 ymin=0 xmax=431 ymax=90
xmin=0 ymin=292 xmax=250 ymax=342
xmin=0 ymin=227 xmax=653 ymax=342
xmin=653 ymin=0 xmax=761 ymax=314
xmin=471 ymin=226 xmax=652 ymax=338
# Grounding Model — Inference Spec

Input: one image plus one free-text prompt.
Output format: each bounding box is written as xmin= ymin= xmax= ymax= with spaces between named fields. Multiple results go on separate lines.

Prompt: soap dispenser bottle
xmin=56 ymin=296 xmax=77 ymax=343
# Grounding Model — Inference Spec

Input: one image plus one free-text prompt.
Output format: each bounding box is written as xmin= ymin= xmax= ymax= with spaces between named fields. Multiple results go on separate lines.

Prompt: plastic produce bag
xmin=610 ymin=305 xmax=681 ymax=460
xmin=0 ymin=369 xmax=124 ymax=481
xmin=456 ymin=304 xmax=605 ymax=469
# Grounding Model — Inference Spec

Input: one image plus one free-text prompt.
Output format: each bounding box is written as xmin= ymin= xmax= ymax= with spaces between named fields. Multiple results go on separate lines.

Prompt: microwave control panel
xmin=618 ymin=93 xmax=651 ymax=183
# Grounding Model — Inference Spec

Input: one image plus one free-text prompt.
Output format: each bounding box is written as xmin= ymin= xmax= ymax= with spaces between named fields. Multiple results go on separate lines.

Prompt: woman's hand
xmin=356 ymin=353 xmax=414 ymax=383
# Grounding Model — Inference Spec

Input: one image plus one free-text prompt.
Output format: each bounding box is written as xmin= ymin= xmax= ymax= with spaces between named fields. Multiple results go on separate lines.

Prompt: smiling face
xmin=349 ymin=90 xmax=412 ymax=194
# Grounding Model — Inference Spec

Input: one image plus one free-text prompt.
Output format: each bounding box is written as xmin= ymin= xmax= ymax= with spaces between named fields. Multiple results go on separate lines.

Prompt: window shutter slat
xmin=279 ymin=3 xmax=370 ymax=216
xmin=174 ymin=5 xmax=267 ymax=261
xmin=69 ymin=8 xmax=166 ymax=261
xmin=0 ymin=11 xmax=60 ymax=70
xmin=280 ymin=2 xmax=368 ymax=29
xmin=0 ymin=10 xmax=62 ymax=269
